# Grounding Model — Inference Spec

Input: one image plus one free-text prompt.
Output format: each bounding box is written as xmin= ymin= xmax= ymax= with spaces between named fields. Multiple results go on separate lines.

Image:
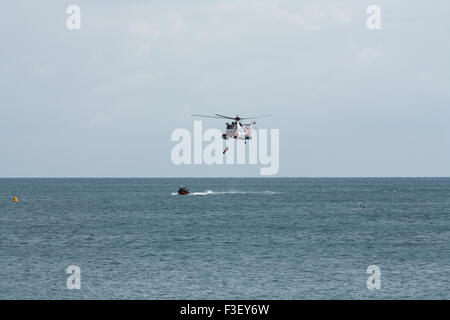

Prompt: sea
xmin=0 ymin=178 xmax=449 ymax=299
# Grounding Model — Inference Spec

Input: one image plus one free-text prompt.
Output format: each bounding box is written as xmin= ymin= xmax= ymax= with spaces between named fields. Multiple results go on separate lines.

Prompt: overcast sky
xmin=0 ymin=0 xmax=449 ymax=177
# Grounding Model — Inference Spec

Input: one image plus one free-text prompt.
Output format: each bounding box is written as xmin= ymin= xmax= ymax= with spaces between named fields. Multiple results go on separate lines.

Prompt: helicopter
xmin=191 ymin=113 xmax=272 ymax=143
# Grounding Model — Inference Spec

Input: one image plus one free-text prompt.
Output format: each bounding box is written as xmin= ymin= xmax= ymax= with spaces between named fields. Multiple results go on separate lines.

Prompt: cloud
xmin=356 ymin=48 xmax=383 ymax=63
xmin=210 ymin=2 xmax=241 ymax=13
xmin=271 ymin=4 xmax=353 ymax=30
xmin=129 ymin=20 xmax=162 ymax=38
xmin=92 ymin=73 xmax=155 ymax=96
xmin=332 ymin=8 xmax=352 ymax=24
xmin=272 ymin=5 xmax=321 ymax=30
xmin=129 ymin=13 xmax=185 ymax=38
xmin=167 ymin=13 xmax=184 ymax=34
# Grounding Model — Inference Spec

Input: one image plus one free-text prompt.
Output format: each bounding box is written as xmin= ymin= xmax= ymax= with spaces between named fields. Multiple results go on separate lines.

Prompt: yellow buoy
xmin=13 ymin=196 xmax=19 ymax=202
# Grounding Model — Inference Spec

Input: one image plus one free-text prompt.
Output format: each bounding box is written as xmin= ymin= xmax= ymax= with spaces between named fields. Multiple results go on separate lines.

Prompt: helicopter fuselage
xmin=222 ymin=121 xmax=253 ymax=141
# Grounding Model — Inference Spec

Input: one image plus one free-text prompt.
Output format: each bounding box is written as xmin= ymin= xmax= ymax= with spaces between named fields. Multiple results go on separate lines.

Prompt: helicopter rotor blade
xmin=238 ymin=114 xmax=272 ymax=120
xmin=214 ymin=114 xmax=239 ymax=120
xmin=191 ymin=114 xmax=227 ymax=119
xmin=192 ymin=113 xmax=272 ymax=120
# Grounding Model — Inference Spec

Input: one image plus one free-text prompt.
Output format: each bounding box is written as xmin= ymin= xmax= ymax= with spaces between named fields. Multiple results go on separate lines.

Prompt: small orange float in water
xmin=13 ymin=196 xmax=19 ymax=202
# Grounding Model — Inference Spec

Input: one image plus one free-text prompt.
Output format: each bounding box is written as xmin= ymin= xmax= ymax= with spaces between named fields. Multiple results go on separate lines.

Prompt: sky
xmin=0 ymin=0 xmax=449 ymax=177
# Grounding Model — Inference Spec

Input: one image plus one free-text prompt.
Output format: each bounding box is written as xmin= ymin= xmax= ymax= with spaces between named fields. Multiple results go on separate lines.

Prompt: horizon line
xmin=1 ymin=176 xmax=449 ymax=179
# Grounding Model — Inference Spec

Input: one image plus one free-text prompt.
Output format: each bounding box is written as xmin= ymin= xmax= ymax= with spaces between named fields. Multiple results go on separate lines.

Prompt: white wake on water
xmin=171 ymin=190 xmax=281 ymax=196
